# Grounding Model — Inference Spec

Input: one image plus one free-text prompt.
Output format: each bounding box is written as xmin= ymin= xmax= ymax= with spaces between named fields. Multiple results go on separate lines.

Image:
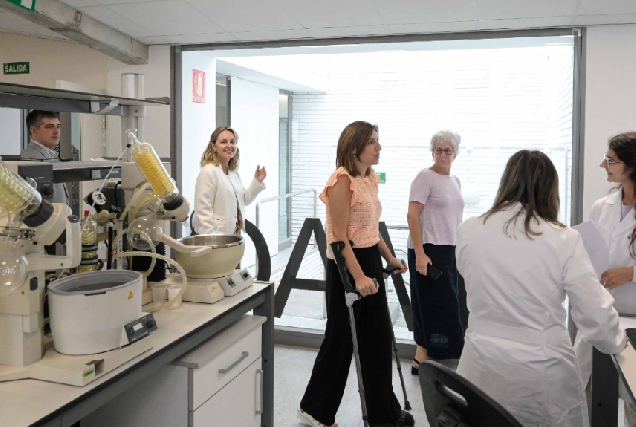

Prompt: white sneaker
xmin=297 ymin=409 xmax=329 ymax=427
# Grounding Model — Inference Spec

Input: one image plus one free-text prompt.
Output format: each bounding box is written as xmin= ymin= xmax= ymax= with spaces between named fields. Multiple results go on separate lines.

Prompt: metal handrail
xmin=255 ymin=189 xmax=317 ymax=230
xmin=385 ymin=224 xmax=409 ymax=259
xmin=385 ymin=225 xmax=409 ymax=231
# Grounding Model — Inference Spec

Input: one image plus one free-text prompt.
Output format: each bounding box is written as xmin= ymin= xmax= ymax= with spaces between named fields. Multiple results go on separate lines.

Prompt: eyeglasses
xmin=604 ymin=152 xmax=624 ymax=166
xmin=433 ymin=148 xmax=455 ymax=156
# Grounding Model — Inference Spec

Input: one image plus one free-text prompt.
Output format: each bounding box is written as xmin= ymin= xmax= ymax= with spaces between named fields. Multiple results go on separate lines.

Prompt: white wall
xmin=0 ymin=107 xmax=22 ymax=155
xmin=181 ymin=51 xmax=217 ymax=236
xmin=584 ymin=25 xmax=636 ymax=216
xmin=230 ymin=77 xmax=280 ymax=266
xmin=106 ymin=46 xmax=171 ymax=158
xmin=0 ymin=33 xmax=107 ymax=90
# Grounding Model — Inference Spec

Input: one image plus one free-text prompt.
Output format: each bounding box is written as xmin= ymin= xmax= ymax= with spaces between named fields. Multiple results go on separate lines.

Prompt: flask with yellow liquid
xmin=127 ymin=130 xmax=178 ymax=201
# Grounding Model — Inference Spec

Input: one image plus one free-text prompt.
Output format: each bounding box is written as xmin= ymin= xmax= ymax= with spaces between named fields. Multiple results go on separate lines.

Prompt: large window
xmin=202 ymin=34 xmax=577 ymax=338
xmin=279 ymin=92 xmax=292 ymax=250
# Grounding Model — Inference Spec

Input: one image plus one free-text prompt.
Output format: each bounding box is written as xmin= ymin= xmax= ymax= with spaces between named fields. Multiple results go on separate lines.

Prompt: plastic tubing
xmin=55 ymin=147 xmax=128 ymax=281
xmin=119 ymin=181 xmax=151 ymax=223
xmin=131 ymin=193 xmax=161 ymax=223
xmin=111 ymin=251 xmax=188 ymax=312
xmin=111 ymin=226 xmax=158 ymax=275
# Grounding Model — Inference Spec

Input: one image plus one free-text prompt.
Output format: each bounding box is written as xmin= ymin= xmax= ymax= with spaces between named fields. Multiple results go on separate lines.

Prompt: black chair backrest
xmin=419 ymin=360 xmax=523 ymax=427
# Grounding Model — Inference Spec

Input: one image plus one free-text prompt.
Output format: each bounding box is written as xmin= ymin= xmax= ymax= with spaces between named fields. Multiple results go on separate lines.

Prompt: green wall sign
xmin=5 ymin=0 xmax=36 ymax=12
xmin=4 ymin=62 xmax=30 ymax=75
xmin=376 ymin=172 xmax=386 ymax=184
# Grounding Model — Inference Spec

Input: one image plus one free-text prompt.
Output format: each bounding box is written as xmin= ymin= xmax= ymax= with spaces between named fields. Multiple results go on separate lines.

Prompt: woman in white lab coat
xmin=456 ymin=150 xmax=626 ymax=427
xmin=575 ymin=132 xmax=636 ymax=423
xmin=193 ymin=126 xmax=266 ymax=235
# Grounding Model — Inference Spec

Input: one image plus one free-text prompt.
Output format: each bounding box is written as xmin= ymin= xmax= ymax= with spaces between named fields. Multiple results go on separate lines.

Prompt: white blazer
xmin=590 ymin=188 xmax=636 ymax=315
xmin=456 ymin=206 xmax=625 ymax=427
xmin=193 ymin=164 xmax=265 ymax=235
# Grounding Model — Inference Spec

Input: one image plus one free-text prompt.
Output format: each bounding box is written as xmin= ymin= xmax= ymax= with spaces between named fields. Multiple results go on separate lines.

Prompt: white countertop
xmin=0 ymin=283 xmax=270 ymax=427
xmin=617 ymin=319 xmax=636 ymax=406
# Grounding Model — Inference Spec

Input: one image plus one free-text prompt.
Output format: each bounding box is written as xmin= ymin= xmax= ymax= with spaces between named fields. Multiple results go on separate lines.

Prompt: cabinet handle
xmin=255 ymin=368 xmax=264 ymax=415
xmin=219 ymin=351 xmax=249 ymax=374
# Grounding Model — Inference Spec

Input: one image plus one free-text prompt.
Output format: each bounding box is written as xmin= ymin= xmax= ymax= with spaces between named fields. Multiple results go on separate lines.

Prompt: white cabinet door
xmin=192 ymin=358 xmax=263 ymax=427
xmin=81 ymin=365 xmax=189 ymax=427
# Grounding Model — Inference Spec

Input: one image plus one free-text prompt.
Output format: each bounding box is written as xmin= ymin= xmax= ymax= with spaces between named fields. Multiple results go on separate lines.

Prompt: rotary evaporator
xmin=116 ymin=130 xmax=254 ymax=307
xmin=0 ymin=157 xmax=156 ymax=387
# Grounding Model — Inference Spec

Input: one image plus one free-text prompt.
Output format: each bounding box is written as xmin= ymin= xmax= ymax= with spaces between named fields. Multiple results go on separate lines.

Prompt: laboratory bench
xmin=0 ymin=282 xmax=274 ymax=427
xmin=592 ymin=317 xmax=636 ymax=427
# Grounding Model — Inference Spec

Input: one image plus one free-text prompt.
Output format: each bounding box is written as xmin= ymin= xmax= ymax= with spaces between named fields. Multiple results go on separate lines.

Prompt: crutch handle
xmin=330 ymin=241 xmax=361 ymax=297
xmin=383 ymin=259 xmax=406 ymax=275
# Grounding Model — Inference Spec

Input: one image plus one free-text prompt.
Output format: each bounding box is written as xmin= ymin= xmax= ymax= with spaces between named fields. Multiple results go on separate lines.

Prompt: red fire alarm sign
xmin=193 ymin=69 xmax=205 ymax=104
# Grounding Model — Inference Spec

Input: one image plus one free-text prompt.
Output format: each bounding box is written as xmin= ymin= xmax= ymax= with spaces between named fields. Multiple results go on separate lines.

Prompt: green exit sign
xmin=376 ymin=172 xmax=386 ymax=184
xmin=4 ymin=62 xmax=30 ymax=75
xmin=4 ymin=0 xmax=36 ymax=12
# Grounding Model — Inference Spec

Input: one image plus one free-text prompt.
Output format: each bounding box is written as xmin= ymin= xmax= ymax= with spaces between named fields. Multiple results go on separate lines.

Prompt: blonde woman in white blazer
xmin=193 ymin=126 xmax=266 ymax=235
xmin=575 ymin=132 xmax=636 ymax=424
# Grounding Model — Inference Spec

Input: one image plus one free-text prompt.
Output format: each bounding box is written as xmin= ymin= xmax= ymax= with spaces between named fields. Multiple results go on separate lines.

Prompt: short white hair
xmin=430 ymin=130 xmax=461 ymax=155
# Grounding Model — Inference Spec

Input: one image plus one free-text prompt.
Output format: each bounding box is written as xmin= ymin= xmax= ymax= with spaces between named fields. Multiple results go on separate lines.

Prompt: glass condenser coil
xmin=0 ymin=158 xmax=41 ymax=217
xmin=127 ymin=130 xmax=178 ymax=200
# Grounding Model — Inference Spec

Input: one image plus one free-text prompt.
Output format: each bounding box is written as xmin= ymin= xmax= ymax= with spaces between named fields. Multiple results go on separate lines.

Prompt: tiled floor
xmin=274 ymin=344 xmax=629 ymax=427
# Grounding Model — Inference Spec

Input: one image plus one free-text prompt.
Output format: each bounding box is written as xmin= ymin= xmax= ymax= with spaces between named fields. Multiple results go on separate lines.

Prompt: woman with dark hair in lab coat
xmin=456 ymin=150 xmax=625 ymax=427
xmin=575 ymin=132 xmax=636 ymax=425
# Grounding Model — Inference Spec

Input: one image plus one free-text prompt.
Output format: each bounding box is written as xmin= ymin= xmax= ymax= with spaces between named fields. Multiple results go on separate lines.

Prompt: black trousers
xmin=408 ymin=244 xmax=464 ymax=360
xmin=300 ymin=245 xmax=401 ymax=426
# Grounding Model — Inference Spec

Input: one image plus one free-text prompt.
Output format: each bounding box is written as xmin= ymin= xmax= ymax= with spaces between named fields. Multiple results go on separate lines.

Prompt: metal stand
xmin=121 ymin=73 xmax=146 ymax=162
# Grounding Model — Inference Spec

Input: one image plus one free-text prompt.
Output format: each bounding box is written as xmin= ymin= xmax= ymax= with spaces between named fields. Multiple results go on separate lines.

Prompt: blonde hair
xmin=200 ymin=126 xmax=240 ymax=170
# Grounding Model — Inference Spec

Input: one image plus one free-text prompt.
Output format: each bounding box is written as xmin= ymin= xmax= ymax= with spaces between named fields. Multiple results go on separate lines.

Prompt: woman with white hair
xmin=407 ymin=130 xmax=465 ymax=374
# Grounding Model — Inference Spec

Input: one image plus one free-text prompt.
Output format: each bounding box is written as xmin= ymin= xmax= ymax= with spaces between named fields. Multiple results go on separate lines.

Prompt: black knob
xmin=41 ymin=184 xmax=54 ymax=196
xmin=145 ymin=318 xmax=156 ymax=328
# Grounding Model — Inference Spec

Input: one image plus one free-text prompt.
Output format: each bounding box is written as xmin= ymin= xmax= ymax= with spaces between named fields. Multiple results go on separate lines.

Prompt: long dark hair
xmin=482 ymin=150 xmax=563 ymax=238
xmin=609 ymin=133 xmax=636 ymax=257
xmin=336 ymin=121 xmax=378 ymax=177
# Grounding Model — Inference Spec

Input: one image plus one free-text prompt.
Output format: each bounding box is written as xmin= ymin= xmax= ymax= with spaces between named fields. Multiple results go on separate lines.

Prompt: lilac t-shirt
xmin=407 ymin=168 xmax=465 ymax=248
xmin=622 ymin=203 xmax=633 ymax=221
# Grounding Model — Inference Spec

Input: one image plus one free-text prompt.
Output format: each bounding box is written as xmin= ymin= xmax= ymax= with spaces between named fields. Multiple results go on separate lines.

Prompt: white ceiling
xmin=1 ymin=0 xmax=636 ymax=46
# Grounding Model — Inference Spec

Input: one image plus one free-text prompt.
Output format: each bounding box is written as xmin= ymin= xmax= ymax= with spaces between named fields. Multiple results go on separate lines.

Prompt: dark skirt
xmin=408 ymin=244 xmax=464 ymax=360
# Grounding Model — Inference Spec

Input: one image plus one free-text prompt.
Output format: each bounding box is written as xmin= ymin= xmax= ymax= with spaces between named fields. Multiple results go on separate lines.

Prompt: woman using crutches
xmin=298 ymin=121 xmax=414 ymax=427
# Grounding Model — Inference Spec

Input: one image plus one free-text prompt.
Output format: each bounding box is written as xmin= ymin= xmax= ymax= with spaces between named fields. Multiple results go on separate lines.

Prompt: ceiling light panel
xmin=578 ymin=0 xmax=636 ymax=15
xmin=186 ymin=0 xmax=303 ymax=32
xmin=368 ymin=0 xmax=474 ymax=25
xmin=108 ymin=0 xmax=225 ymax=36
xmin=472 ymin=0 xmax=577 ymax=20
xmin=277 ymin=0 xmax=383 ymax=29
xmin=78 ymin=5 xmax=155 ymax=37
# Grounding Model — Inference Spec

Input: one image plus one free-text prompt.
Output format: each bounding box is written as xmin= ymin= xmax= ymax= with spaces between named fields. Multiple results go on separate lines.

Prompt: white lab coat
xmin=456 ymin=205 xmax=625 ymax=427
xmin=590 ymin=189 xmax=636 ymax=314
xmin=193 ymin=164 xmax=265 ymax=235
xmin=575 ymin=188 xmax=636 ymax=386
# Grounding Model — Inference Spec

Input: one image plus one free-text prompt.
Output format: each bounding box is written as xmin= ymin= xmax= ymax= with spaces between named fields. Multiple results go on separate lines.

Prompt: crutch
xmin=383 ymin=263 xmax=412 ymax=411
xmin=330 ymin=241 xmax=370 ymax=427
